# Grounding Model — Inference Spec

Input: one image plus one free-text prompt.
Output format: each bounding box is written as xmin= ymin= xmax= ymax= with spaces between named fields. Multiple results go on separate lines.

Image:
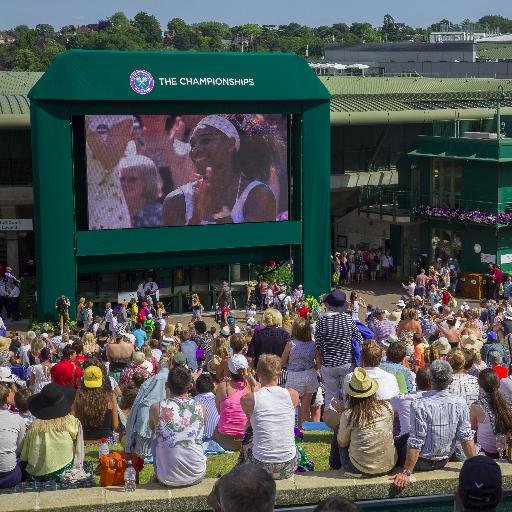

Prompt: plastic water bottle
xmin=124 ymin=460 xmax=137 ymax=492
xmin=98 ymin=438 xmax=109 ymax=458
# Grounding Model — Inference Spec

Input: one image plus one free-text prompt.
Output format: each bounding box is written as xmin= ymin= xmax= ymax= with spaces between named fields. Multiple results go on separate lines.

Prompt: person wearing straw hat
xmin=337 ymin=367 xmax=396 ymax=476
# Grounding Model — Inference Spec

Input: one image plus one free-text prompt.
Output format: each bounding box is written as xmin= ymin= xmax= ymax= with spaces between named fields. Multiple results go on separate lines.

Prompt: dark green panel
xmin=31 ymin=103 xmax=77 ymax=319
xmin=76 ymin=221 xmax=302 ymax=257
xmin=77 ymin=245 xmax=290 ymax=273
xmin=390 ymin=225 xmax=402 ymax=266
xmin=302 ymin=102 xmax=331 ymax=297
xmin=30 ymin=50 xmax=330 ymax=103
xmin=461 ymin=161 xmax=499 ymax=212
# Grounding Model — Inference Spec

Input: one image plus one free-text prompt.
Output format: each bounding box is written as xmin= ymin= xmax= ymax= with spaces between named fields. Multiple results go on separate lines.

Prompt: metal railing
xmin=359 ymin=187 xmax=510 ymax=225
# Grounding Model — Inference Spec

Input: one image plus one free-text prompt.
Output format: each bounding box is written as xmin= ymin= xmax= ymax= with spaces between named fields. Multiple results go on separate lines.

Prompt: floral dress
xmin=154 ymin=397 xmax=206 ymax=487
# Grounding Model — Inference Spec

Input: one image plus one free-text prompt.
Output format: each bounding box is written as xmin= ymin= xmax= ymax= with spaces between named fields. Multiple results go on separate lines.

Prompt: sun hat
xmin=395 ymin=299 xmax=406 ymax=308
xmin=28 ymin=383 xmax=76 ymax=420
xmin=344 ymin=367 xmax=379 ymax=398
xmin=458 ymin=455 xmax=502 ymax=510
xmin=0 ymin=366 xmax=14 ymax=383
xmin=385 ymin=333 xmax=399 ymax=347
xmin=433 ymin=336 xmax=451 ymax=355
xmin=461 ymin=334 xmax=483 ymax=352
xmin=387 ymin=311 xmax=402 ymax=325
xmin=323 ymin=290 xmax=347 ymax=313
xmin=132 ymin=351 xmax=146 ymax=365
xmin=228 ymin=354 xmax=249 ymax=374
xmin=83 ymin=365 xmax=103 ymax=389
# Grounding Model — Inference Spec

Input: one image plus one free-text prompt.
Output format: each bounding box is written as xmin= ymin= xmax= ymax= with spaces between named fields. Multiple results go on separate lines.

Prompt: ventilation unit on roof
xmin=462 ymin=132 xmax=498 ymax=139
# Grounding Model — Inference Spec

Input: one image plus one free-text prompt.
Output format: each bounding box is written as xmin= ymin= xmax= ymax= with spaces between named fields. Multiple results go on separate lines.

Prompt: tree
xmin=35 ymin=24 xmax=55 ymax=39
xmin=382 ymin=14 xmax=398 ymax=42
xmin=13 ymin=48 xmax=39 ymax=71
xmin=109 ymin=12 xmax=130 ymax=28
xmin=38 ymin=41 xmax=66 ymax=69
xmin=349 ymin=22 xmax=380 ymax=42
xmin=133 ymin=11 xmax=162 ymax=47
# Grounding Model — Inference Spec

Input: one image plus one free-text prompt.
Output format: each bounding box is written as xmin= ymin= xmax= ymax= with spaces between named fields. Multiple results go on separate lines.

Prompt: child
xmin=179 ymin=329 xmax=198 ymax=370
xmin=14 ymin=387 xmax=35 ymax=428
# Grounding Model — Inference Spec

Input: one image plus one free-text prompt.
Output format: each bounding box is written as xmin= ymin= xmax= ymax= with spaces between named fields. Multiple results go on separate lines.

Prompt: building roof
xmin=477 ymin=43 xmax=512 ymax=61
xmin=0 ymin=71 xmax=42 ymax=129
xmin=321 ymin=76 xmax=512 ymax=124
xmin=325 ymin=42 xmax=474 ymax=52
xmin=0 ymin=71 xmax=43 ymax=94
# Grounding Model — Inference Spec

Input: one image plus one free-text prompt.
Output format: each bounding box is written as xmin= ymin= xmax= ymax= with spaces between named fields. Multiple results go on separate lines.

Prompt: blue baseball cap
xmin=486 ymin=331 xmax=498 ymax=342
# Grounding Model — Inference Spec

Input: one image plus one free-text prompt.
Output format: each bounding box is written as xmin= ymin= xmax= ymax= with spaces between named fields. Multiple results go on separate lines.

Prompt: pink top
xmin=217 ymin=380 xmax=247 ymax=437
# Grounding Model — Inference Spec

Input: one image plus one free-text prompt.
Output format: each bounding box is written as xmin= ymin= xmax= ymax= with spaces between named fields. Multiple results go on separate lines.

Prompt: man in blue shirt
xmin=132 ymin=323 xmax=147 ymax=350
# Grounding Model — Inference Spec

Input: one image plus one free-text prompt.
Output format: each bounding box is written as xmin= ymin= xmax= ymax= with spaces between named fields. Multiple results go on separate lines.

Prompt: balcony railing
xmin=359 ymin=187 xmax=511 ymax=227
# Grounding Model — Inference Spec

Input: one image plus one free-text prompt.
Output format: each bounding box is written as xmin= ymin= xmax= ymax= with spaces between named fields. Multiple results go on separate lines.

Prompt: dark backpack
xmin=275 ymin=295 xmax=288 ymax=315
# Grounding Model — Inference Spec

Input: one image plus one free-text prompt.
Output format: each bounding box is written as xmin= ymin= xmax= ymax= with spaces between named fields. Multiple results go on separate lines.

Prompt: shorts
xmin=285 ymin=369 xmax=319 ymax=395
xmin=247 ymin=448 xmax=297 ymax=480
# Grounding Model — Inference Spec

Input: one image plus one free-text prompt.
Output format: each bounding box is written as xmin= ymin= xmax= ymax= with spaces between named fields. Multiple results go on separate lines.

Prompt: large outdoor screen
xmin=85 ymin=114 xmax=289 ymax=230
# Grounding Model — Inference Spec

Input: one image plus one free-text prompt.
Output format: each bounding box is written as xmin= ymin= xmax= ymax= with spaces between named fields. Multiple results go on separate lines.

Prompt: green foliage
xmin=304 ymin=295 xmax=321 ymax=310
xmin=133 ymin=11 xmax=162 ymax=48
xmin=253 ymin=261 xmax=293 ymax=287
xmin=2 ymin=11 xmax=512 ymax=70
xmin=29 ymin=320 xmax=55 ymax=333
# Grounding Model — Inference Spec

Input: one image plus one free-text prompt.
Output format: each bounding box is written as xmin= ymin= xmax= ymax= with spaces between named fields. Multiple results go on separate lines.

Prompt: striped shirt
xmin=315 ymin=312 xmax=362 ymax=367
xmin=408 ymin=390 xmax=473 ymax=460
xmin=194 ymin=392 xmax=219 ymax=441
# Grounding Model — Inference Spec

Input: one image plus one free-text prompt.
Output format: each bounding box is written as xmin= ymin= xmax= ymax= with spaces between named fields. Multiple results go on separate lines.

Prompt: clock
xmin=474 ymin=244 xmax=482 ymax=254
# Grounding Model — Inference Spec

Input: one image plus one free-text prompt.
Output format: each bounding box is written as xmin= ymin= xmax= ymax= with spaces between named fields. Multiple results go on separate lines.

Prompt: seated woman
xmin=213 ymin=354 xmax=252 ymax=451
xmin=470 ymin=368 xmax=512 ymax=458
xmin=149 ymin=365 xmax=206 ymax=487
xmin=337 ymin=368 xmax=396 ymax=476
xmin=241 ymin=354 xmax=298 ymax=480
xmin=73 ymin=364 xmax=119 ymax=441
xmin=0 ymin=383 xmax=26 ymax=489
xmin=21 ymin=382 xmax=78 ymax=480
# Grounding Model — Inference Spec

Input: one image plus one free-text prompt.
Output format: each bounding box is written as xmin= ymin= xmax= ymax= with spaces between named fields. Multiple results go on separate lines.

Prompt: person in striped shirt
xmin=315 ymin=290 xmax=362 ymax=408
xmin=194 ymin=374 xmax=219 ymax=441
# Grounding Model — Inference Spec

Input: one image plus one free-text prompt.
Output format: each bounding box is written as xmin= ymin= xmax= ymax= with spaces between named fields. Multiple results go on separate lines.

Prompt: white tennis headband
xmin=193 ymin=115 xmax=240 ymax=151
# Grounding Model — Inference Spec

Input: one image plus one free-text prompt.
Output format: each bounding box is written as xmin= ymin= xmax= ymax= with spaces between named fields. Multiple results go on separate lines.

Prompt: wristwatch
xmin=402 ymin=469 xmax=412 ymax=477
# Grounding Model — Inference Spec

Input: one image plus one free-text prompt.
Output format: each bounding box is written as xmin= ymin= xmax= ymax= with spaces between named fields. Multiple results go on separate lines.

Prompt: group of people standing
xmin=331 ymin=248 xmax=394 ymax=285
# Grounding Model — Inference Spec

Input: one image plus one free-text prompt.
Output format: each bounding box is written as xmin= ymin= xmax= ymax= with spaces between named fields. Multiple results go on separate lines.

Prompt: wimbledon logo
xmin=129 ymin=69 xmax=155 ymax=95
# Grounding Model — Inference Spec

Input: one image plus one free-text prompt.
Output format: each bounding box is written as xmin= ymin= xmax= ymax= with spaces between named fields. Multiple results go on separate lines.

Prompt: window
xmin=431 ymin=159 xmax=462 ymax=209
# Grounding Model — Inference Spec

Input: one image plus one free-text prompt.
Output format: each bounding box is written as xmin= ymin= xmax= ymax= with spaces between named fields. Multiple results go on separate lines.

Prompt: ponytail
xmin=490 ymin=388 xmax=512 ymax=435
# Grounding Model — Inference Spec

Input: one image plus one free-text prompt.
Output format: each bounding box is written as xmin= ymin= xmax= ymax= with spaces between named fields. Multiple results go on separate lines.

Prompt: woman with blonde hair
xmin=81 ymin=332 xmax=99 ymax=357
xmin=281 ymin=317 xmax=318 ymax=428
xmin=191 ymin=293 xmax=203 ymax=321
xmin=396 ymin=308 xmax=422 ymax=351
xmin=241 ymin=354 xmax=299 ymax=479
xmin=247 ymin=308 xmax=290 ymax=368
xmin=28 ymin=337 xmax=46 ymax=366
xmin=161 ymin=323 xmax=179 ymax=352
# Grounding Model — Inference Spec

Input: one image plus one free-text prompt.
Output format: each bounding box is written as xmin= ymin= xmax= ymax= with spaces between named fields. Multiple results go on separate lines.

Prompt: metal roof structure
xmin=0 ymin=71 xmax=43 ymax=128
xmin=477 ymin=43 xmax=512 ymax=61
xmin=321 ymin=76 xmax=512 ymax=124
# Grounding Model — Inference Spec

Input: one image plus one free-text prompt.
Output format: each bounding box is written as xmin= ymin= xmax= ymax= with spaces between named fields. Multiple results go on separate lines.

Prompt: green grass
xmin=85 ymin=431 xmax=332 ymax=485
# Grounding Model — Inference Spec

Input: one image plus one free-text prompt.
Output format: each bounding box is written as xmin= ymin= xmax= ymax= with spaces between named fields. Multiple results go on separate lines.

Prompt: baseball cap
xmin=486 ymin=331 xmax=498 ymax=342
xmin=458 ymin=455 xmax=502 ymax=510
xmin=83 ymin=365 xmax=103 ymax=389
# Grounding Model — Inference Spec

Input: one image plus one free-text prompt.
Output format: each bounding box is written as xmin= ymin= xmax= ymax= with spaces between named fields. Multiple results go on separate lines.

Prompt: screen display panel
xmin=85 ymin=114 xmax=289 ymax=230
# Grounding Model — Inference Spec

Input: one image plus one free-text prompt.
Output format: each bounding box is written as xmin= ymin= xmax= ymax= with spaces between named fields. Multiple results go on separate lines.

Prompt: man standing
xmin=143 ymin=277 xmax=159 ymax=305
xmin=55 ymin=295 xmax=70 ymax=334
xmin=257 ymin=277 xmax=269 ymax=311
xmin=315 ymin=290 xmax=362 ymax=408
xmin=391 ymin=360 xmax=476 ymax=491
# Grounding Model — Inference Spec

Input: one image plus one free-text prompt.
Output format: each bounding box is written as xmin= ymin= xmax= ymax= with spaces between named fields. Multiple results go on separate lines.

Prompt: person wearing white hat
xmin=432 ymin=336 xmax=451 ymax=356
xmin=86 ymin=115 xmax=134 ymax=230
